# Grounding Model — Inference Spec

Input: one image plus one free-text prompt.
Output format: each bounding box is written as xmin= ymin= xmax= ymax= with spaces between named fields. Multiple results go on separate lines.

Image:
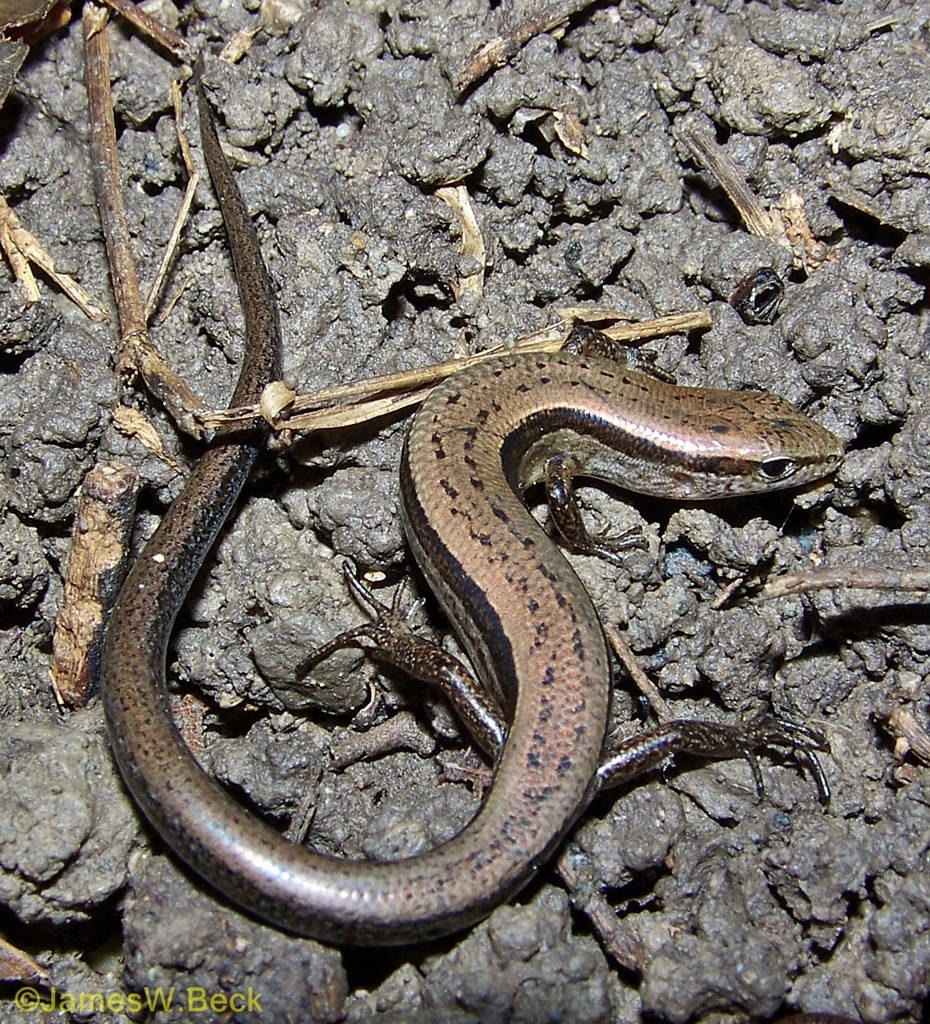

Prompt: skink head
xmin=486 ymin=354 xmax=844 ymax=503
xmin=572 ymin=383 xmax=845 ymax=501
xmin=678 ymin=389 xmax=844 ymax=498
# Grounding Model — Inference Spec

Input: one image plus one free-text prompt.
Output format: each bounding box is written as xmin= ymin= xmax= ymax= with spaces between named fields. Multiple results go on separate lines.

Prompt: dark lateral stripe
xmin=399 ymin=453 xmax=519 ymax=714
xmin=499 ymin=404 xmax=743 ymax=480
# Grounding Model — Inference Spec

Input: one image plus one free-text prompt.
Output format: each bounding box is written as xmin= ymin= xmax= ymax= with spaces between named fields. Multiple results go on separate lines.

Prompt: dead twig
xmin=680 ymin=126 xmax=831 ymax=272
xmin=600 ymin=309 xmax=711 ymax=344
xmin=0 ymin=0 xmax=185 ymax=321
xmin=219 ymin=23 xmax=262 ymax=64
xmin=201 ymin=308 xmax=712 ymax=435
xmin=143 ymin=78 xmax=199 ymax=321
xmin=455 ymin=0 xmax=596 ymax=93
xmin=603 ymin=623 xmax=671 ymax=722
xmin=49 ymin=462 xmax=139 ymax=707
xmin=84 ymin=2 xmax=203 ymax=436
xmin=885 ymin=707 xmax=930 ymax=767
xmin=0 ymin=934 xmax=48 ymax=985
xmin=99 ymin=0 xmax=190 ymax=60
xmin=681 ymin=127 xmax=779 ymax=240
xmin=283 ymin=772 xmax=322 ymax=845
xmin=109 ymin=405 xmax=183 ymax=472
xmin=762 ymin=566 xmax=930 ymax=601
xmin=435 ymin=184 xmax=486 ymax=303
xmin=710 ymin=574 xmax=747 ymax=610
xmin=84 ymin=1 xmax=150 ymax=363
xmin=0 ymin=195 xmax=109 ymax=319
xmin=330 ymin=712 xmax=436 ymax=770
xmin=555 ymin=842 xmax=645 ymax=972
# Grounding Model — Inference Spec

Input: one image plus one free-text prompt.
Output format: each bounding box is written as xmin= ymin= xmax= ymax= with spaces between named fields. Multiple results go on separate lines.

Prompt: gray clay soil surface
xmin=2 ymin=1 xmax=930 ymax=1022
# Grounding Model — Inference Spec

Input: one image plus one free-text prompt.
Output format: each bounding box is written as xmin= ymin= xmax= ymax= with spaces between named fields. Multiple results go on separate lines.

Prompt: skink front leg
xmin=544 ymin=321 xmax=675 ymax=562
xmin=544 ymin=452 xmax=647 ymax=566
xmin=562 ymin=320 xmax=676 ymax=382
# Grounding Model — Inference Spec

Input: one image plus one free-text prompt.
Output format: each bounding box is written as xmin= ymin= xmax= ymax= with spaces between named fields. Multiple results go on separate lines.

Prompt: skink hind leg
xmin=306 ymin=562 xmax=832 ymax=807
xmin=596 ymin=714 xmax=831 ymax=803
xmin=298 ymin=561 xmax=506 ymax=756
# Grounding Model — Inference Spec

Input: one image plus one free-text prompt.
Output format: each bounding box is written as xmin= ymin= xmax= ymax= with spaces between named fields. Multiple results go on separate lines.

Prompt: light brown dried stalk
xmin=455 ymin=0 xmax=596 ymax=93
xmin=84 ymin=2 xmax=203 ymax=436
xmin=762 ymin=566 xmax=930 ymax=600
xmin=201 ymin=309 xmax=711 ymax=435
xmin=50 ymin=462 xmax=139 ymax=707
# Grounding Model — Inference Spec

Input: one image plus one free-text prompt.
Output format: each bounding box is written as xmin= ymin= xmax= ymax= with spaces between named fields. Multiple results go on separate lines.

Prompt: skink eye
xmin=759 ymin=456 xmax=797 ymax=480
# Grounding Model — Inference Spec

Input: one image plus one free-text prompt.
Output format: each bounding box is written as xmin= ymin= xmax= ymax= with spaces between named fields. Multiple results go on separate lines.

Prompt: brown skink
xmin=100 ymin=81 xmax=844 ymax=944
